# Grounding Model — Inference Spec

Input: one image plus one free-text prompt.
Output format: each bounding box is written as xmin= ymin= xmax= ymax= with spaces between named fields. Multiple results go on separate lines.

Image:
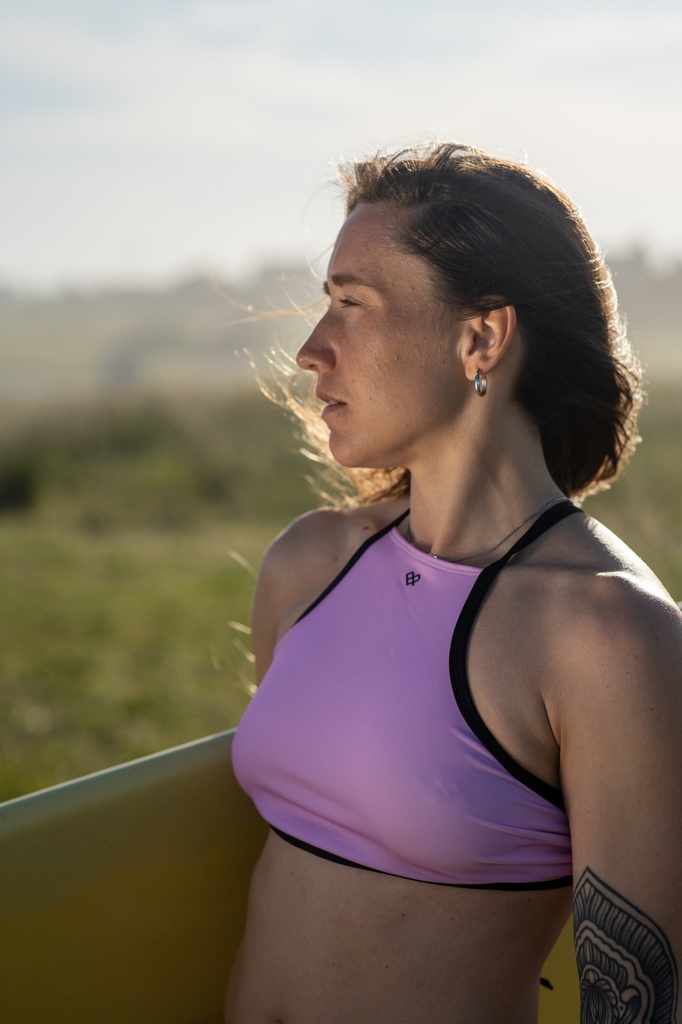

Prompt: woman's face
xmin=296 ymin=203 xmax=468 ymax=470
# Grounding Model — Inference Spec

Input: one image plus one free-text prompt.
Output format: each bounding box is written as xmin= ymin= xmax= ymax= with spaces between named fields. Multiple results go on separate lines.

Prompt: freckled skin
xmin=297 ymin=204 xmax=470 ymax=474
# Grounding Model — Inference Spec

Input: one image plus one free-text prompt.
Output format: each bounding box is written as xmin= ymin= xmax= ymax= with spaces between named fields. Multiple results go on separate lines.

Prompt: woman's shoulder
xmin=532 ymin=511 xmax=682 ymax=706
xmin=567 ymin=513 xmax=679 ymax=622
xmin=251 ymin=499 xmax=408 ymax=679
xmin=522 ymin=507 xmax=676 ymax=608
xmin=264 ymin=497 xmax=408 ymax=577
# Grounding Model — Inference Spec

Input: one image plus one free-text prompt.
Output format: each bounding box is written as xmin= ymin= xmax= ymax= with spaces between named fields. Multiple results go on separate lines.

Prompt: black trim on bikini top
xmin=271 ymin=826 xmax=573 ymax=890
xmin=294 ymin=509 xmax=410 ymax=626
xmin=449 ymin=499 xmax=582 ymax=812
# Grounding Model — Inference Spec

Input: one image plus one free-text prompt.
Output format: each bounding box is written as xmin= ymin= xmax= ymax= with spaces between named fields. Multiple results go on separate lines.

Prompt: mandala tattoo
xmin=573 ymin=868 xmax=679 ymax=1024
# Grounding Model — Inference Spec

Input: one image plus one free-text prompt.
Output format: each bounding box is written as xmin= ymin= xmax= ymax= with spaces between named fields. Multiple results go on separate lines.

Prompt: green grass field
xmin=1 ymin=385 xmax=680 ymax=801
xmin=0 ymin=521 xmax=277 ymax=802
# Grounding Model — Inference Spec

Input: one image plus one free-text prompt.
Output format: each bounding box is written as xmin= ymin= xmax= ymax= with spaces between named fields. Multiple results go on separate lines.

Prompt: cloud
xmin=3 ymin=3 xmax=681 ymax=152
xmin=1 ymin=0 xmax=681 ymax=286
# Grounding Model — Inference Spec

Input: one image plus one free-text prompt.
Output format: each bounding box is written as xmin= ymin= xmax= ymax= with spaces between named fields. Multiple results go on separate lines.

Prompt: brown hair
xmin=287 ymin=142 xmax=642 ymax=502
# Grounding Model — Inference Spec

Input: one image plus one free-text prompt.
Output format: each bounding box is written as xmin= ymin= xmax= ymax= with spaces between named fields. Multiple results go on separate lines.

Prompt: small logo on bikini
xmin=405 ymin=571 xmax=421 ymax=587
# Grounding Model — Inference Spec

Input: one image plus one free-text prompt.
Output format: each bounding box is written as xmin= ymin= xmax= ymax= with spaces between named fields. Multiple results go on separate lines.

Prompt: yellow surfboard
xmin=0 ymin=730 xmax=579 ymax=1024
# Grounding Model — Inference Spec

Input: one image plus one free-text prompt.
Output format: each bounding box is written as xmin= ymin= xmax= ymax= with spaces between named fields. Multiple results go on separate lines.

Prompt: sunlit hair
xmin=282 ymin=142 xmax=642 ymax=503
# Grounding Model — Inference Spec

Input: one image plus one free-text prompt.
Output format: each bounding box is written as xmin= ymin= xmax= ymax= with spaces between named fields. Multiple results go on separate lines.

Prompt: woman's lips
xmin=317 ymin=391 xmax=346 ymax=418
xmin=321 ymin=400 xmax=346 ymax=419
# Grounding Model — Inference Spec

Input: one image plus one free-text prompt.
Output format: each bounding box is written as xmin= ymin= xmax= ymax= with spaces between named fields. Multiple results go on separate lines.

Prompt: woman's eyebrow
xmin=323 ymin=273 xmax=376 ymax=294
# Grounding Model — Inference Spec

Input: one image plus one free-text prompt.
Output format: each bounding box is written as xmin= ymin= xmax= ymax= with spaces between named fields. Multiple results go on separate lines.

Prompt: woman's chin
xmin=328 ymin=441 xmax=394 ymax=472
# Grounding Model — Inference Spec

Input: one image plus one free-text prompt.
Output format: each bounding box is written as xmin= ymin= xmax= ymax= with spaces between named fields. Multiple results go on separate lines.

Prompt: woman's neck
xmin=404 ymin=413 xmax=564 ymax=564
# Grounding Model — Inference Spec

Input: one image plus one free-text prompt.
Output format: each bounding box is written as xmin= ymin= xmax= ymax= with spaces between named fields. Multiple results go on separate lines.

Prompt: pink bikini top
xmin=232 ymin=501 xmax=579 ymax=889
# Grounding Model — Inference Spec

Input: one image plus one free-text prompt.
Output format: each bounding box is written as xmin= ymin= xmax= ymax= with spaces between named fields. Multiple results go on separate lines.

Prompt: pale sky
xmin=2 ymin=0 xmax=681 ymax=291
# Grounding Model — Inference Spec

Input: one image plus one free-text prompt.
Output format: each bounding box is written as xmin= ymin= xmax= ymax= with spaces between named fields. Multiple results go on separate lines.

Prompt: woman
xmin=228 ymin=143 xmax=682 ymax=1024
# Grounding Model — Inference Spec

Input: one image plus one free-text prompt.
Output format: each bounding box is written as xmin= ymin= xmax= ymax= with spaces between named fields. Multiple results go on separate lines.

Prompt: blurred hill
xmin=0 ymin=251 xmax=680 ymax=401
xmin=0 ymin=266 xmax=318 ymax=402
xmin=609 ymin=250 xmax=682 ymax=381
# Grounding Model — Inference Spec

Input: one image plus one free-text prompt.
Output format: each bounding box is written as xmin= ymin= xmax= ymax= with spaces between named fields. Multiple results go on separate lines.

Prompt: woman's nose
xmin=296 ymin=327 xmax=334 ymax=372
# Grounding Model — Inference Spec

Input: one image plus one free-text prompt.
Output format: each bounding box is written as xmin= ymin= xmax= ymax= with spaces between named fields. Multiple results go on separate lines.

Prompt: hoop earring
xmin=474 ymin=369 xmax=488 ymax=397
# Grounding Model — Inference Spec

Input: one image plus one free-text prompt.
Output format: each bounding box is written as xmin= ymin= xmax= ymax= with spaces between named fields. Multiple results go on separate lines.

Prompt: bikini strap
xmin=457 ymin=499 xmax=582 ymax=628
xmin=295 ymin=507 xmax=409 ymax=625
xmin=449 ymin=498 xmax=582 ymax=810
xmin=490 ymin=499 xmax=582 ymax=571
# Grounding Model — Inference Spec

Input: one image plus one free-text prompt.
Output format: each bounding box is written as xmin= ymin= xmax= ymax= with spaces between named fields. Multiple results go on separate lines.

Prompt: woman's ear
xmin=460 ymin=303 xmax=517 ymax=382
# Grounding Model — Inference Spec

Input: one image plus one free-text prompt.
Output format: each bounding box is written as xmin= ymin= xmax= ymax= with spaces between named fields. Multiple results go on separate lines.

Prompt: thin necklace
xmin=405 ymin=497 xmax=567 ymax=564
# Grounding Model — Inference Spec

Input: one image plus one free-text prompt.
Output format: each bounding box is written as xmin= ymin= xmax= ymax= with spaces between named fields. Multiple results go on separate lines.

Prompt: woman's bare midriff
xmin=225 ymin=831 xmax=572 ymax=1024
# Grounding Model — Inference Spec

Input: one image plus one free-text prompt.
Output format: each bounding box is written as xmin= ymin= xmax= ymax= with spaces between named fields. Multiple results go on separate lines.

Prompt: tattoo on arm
xmin=573 ymin=868 xmax=679 ymax=1024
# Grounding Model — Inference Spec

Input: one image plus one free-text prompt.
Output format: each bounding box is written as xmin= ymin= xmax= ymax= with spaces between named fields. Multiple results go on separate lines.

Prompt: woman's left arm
xmin=558 ymin=578 xmax=682 ymax=1024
